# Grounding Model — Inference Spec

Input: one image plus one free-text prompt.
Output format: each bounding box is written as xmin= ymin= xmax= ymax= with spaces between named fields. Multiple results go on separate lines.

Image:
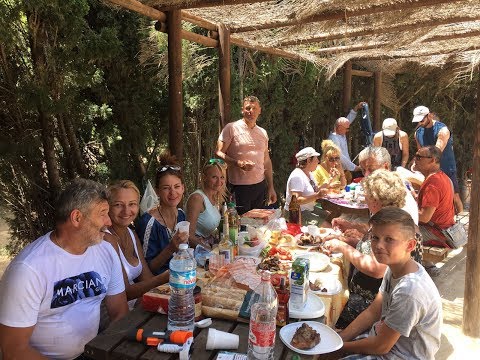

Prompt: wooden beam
xmin=351 ymin=46 xmax=480 ymax=61
xmin=278 ymin=15 xmax=480 ymax=46
xmin=155 ymin=22 xmax=218 ymax=47
xmin=181 ymin=11 xmax=217 ymax=31
xmin=230 ymin=37 xmax=303 ymax=61
xmin=230 ymin=0 xmax=464 ymax=33
xmin=373 ymin=71 xmax=382 ymax=131
xmin=315 ymin=43 xmax=384 ymax=55
xmin=463 ymin=72 xmax=480 ymax=337
xmin=167 ymin=10 xmax=183 ymax=160
xmin=218 ymin=24 xmax=231 ymax=129
xmin=313 ymin=30 xmax=480 ymax=56
xmin=342 ymin=61 xmax=352 ymax=115
xmin=351 ymin=69 xmax=373 ymax=77
xmin=106 ymin=0 xmax=166 ymax=22
xmin=155 ymin=0 xmax=271 ymax=11
xmin=180 ymin=29 xmax=218 ymax=47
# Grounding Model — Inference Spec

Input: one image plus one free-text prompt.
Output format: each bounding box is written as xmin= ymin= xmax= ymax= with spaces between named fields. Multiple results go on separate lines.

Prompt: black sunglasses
xmin=158 ymin=165 xmax=181 ymax=173
xmin=328 ymin=157 xmax=340 ymax=162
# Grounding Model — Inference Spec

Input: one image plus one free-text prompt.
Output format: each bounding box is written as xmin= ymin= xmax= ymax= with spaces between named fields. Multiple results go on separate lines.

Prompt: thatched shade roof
xmin=126 ymin=0 xmax=480 ymax=79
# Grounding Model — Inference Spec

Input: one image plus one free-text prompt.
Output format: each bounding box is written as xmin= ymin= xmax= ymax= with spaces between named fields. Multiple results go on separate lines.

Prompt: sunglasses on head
xmin=328 ymin=157 xmax=340 ymax=162
xmin=208 ymin=158 xmax=225 ymax=165
xmin=158 ymin=165 xmax=181 ymax=173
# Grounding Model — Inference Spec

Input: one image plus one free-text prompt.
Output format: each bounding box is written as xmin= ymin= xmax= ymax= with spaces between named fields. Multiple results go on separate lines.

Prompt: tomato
xmin=267 ymin=247 xmax=292 ymax=260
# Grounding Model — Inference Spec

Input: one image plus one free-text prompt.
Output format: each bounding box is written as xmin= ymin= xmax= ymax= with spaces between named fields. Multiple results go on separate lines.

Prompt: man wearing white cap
xmin=285 ymin=147 xmax=331 ymax=225
xmin=373 ymin=118 xmax=409 ymax=169
xmin=412 ymin=105 xmax=462 ymax=213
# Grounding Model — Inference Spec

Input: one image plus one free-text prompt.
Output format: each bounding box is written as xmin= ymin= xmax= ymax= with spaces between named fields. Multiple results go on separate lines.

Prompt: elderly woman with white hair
xmin=285 ymin=147 xmax=335 ymax=225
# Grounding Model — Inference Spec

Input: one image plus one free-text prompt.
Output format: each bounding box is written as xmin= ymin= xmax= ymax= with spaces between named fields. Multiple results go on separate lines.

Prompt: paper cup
xmin=206 ymin=328 xmax=239 ymax=350
xmin=175 ymin=221 xmax=190 ymax=234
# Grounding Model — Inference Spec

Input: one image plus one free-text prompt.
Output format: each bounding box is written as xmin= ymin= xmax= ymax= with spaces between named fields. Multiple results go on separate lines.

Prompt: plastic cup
xmin=206 ymin=328 xmax=239 ymax=350
xmin=307 ymin=225 xmax=320 ymax=236
xmin=175 ymin=221 xmax=190 ymax=234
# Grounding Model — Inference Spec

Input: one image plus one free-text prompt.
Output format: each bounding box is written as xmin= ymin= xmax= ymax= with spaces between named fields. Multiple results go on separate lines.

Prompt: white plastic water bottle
xmin=247 ymin=272 xmax=278 ymax=360
xmin=168 ymin=243 xmax=196 ymax=331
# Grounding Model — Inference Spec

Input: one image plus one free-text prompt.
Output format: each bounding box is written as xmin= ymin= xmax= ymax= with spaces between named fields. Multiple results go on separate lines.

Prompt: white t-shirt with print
xmin=0 ymin=232 xmax=125 ymax=360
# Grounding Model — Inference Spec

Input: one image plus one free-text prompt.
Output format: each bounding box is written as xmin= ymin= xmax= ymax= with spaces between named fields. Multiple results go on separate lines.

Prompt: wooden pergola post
xmin=343 ymin=61 xmax=352 ymax=115
xmin=218 ymin=24 xmax=231 ymax=129
xmin=463 ymin=74 xmax=480 ymax=337
xmin=373 ymin=71 xmax=382 ymax=131
xmin=167 ymin=10 xmax=183 ymax=160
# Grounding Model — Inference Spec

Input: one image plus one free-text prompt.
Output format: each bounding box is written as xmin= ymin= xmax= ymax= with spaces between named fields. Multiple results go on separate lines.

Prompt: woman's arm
xmin=186 ymin=193 xmax=212 ymax=249
xmin=400 ymin=132 xmax=409 ymax=168
xmin=104 ymin=233 xmax=169 ymax=301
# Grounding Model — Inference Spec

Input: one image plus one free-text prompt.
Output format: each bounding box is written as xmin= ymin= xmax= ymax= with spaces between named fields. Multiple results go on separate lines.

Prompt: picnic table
xmin=318 ymin=196 xmax=369 ymax=221
xmin=84 ymin=306 xmax=328 ymax=360
xmin=84 ymin=255 xmax=348 ymax=360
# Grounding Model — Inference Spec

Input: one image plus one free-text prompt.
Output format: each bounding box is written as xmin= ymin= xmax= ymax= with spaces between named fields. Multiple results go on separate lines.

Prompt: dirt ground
xmin=0 ymin=213 xmax=479 ymax=358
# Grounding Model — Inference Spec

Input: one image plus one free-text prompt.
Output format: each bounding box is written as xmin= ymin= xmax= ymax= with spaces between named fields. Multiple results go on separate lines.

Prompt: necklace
xmin=157 ymin=206 xmax=178 ymax=240
xmin=110 ymin=226 xmax=138 ymax=261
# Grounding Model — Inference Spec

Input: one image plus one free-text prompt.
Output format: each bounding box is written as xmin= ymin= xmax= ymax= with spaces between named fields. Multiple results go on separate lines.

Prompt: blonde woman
xmin=104 ymin=180 xmax=169 ymax=309
xmin=186 ymin=159 xmax=228 ymax=249
xmin=312 ymin=139 xmax=346 ymax=191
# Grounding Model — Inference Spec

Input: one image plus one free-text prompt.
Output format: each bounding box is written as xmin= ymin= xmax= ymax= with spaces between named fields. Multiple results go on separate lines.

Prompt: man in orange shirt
xmin=216 ymin=96 xmax=277 ymax=214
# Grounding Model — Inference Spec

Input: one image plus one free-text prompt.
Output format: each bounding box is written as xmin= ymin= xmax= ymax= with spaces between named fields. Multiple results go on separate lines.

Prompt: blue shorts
xmin=444 ymin=170 xmax=459 ymax=193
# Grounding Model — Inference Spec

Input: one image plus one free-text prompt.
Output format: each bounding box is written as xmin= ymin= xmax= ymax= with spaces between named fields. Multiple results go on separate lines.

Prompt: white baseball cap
xmin=382 ymin=118 xmax=398 ymax=137
xmin=412 ymin=106 xmax=429 ymax=123
xmin=295 ymin=147 xmax=320 ymax=162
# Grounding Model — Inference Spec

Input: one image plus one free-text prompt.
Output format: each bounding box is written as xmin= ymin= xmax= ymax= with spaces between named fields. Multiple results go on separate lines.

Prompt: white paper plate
xmin=289 ymin=292 xmax=325 ymax=319
xmin=294 ymin=252 xmax=330 ymax=272
xmin=308 ymin=274 xmax=343 ymax=296
xmin=279 ymin=321 xmax=343 ymax=355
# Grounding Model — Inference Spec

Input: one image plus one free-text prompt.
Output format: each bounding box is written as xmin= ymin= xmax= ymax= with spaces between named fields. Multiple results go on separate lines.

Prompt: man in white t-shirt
xmin=0 ymin=179 xmax=128 ymax=360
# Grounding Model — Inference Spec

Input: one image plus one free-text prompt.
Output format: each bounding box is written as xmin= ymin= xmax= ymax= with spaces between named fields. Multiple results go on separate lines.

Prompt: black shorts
xmin=228 ymin=180 xmax=268 ymax=215
xmin=444 ymin=170 xmax=460 ymax=193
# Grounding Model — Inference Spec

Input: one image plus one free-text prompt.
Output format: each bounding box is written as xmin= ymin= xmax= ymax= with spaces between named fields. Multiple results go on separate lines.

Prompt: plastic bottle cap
xmin=170 ymin=330 xmax=193 ymax=344
xmin=178 ymin=243 xmax=188 ymax=250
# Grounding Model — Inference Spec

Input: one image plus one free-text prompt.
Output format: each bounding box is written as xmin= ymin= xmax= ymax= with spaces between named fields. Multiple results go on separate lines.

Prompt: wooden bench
xmin=422 ymin=246 xmax=450 ymax=263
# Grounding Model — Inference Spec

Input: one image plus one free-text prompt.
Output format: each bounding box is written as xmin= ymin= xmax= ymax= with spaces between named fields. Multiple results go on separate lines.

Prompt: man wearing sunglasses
xmin=328 ymin=102 xmax=366 ymax=178
xmin=412 ymin=105 xmax=462 ymax=213
xmin=216 ymin=96 xmax=277 ymax=214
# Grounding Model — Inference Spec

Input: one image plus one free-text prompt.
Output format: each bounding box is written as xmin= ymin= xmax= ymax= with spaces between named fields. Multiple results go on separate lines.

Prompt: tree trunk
xmin=27 ymin=12 xmax=61 ymax=194
xmin=57 ymin=115 xmax=75 ymax=179
xmin=38 ymin=111 xmax=61 ymax=194
xmin=63 ymin=116 xmax=89 ymax=178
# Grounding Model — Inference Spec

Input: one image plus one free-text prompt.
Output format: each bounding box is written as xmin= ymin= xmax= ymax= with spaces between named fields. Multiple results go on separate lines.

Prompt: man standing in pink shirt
xmin=216 ymin=96 xmax=277 ymax=214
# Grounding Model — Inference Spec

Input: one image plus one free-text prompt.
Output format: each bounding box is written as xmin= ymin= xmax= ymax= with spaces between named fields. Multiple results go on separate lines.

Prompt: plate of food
xmin=309 ymin=275 xmax=343 ymax=295
xmin=295 ymin=233 xmax=323 ymax=248
xmin=279 ymin=321 xmax=343 ymax=355
xmin=294 ymin=252 xmax=330 ymax=272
